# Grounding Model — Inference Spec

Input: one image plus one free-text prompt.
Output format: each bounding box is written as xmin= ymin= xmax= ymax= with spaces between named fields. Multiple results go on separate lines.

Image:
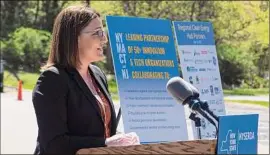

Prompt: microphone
xmin=183 ymin=79 xmax=200 ymax=98
xmin=166 ymin=76 xmax=194 ymax=105
xmin=166 ymin=77 xmax=218 ymax=130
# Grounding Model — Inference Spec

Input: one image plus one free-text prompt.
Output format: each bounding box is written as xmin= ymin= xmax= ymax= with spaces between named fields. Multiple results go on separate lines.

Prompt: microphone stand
xmin=189 ymin=112 xmax=202 ymax=139
xmin=199 ymin=100 xmax=219 ymax=138
xmin=198 ymin=100 xmax=219 ymax=154
xmin=186 ymin=97 xmax=219 ymax=139
xmin=199 ymin=100 xmax=219 ymax=122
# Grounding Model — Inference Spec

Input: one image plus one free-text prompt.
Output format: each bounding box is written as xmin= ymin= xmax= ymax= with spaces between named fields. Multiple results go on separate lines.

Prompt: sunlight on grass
xmin=223 ymin=88 xmax=269 ymax=96
xmin=225 ymin=99 xmax=269 ymax=107
xmin=4 ymin=71 xmax=39 ymax=90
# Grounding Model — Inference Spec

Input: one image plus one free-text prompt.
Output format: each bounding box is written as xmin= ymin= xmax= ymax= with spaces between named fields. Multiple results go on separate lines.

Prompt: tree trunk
xmin=190 ymin=2 xmax=196 ymax=21
xmin=34 ymin=0 xmax=40 ymax=26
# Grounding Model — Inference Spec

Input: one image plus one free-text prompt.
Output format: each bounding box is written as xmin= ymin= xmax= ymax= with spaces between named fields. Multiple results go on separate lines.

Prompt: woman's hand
xmin=105 ymin=132 xmax=140 ymax=147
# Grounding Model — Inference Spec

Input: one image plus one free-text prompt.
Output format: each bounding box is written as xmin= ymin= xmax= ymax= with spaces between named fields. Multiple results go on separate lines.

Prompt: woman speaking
xmin=32 ymin=5 xmax=138 ymax=155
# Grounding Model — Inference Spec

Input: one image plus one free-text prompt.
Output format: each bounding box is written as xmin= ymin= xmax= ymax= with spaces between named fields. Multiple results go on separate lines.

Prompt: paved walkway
xmin=1 ymin=91 xmax=269 ymax=154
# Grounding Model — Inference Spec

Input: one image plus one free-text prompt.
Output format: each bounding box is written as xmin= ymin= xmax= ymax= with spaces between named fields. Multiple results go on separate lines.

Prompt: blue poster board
xmin=173 ymin=21 xmax=226 ymax=139
xmin=106 ymin=16 xmax=188 ymax=143
xmin=217 ymin=114 xmax=259 ymax=154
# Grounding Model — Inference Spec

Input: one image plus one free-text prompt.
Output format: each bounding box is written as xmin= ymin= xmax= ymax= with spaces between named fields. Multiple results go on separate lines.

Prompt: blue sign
xmin=106 ymin=16 xmax=188 ymax=143
xmin=217 ymin=114 xmax=259 ymax=154
xmin=173 ymin=21 xmax=215 ymax=45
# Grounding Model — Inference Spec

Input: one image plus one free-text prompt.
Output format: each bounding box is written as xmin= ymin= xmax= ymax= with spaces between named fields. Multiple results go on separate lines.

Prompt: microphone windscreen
xmin=185 ymin=81 xmax=200 ymax=98
xmin=166 ymin=76 xmax=193 ymax=105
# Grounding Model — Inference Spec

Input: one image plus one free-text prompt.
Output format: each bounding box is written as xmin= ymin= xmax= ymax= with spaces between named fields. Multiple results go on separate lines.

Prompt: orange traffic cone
xmin=17 ymin=80 xmax=22 ymax=101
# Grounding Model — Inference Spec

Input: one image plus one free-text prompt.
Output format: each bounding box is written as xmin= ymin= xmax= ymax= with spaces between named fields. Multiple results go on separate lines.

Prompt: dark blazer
xmin=32 ymin=64 xmax=117 ymax=155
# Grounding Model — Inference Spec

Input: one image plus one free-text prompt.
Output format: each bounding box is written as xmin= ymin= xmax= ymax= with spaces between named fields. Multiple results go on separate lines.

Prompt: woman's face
xmin=78 ymin=17 xmax=107 ymax=64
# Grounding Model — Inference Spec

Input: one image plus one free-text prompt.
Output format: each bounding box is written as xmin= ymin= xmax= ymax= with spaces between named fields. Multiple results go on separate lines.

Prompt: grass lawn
xmin=3 ymin=70 xmax=121 ymax=100
xmin=223 ymin=88 xmax=269 ymax=96
xmin=3 ymin=71 xmax=40 ymax=90
xmin=4 ymin=71 xmax=269 ymax=107
xmin=3 ymin=71 xmax=268 ymax=100
xmin=225 ymin=99 xmax=269 ymax=107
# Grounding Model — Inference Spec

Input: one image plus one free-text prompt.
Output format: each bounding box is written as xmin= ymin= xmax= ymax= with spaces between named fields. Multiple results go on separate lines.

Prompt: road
xmin=1 ymin=91 xmax=269 ymax=154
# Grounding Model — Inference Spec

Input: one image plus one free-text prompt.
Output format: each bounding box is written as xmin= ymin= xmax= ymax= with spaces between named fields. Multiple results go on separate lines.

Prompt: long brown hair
xmin=43 ymin=5 xmax=100 ymax=70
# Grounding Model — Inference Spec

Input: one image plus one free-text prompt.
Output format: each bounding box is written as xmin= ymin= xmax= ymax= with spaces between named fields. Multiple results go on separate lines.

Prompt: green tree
xmin=2 ymin=27 xmax=51 ymax=74
xmin=0 ymin=1 xmax=31 ymax=39
xmin=1 ymin=1 xmax=268 ymax=88
xmin=217 ymin=44 xmax=254 ymax=87
xmin=98 ymin=1 xmax=269 ymax=88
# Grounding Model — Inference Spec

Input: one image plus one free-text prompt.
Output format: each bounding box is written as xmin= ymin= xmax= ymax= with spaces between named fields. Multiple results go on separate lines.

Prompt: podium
xmin=76 ymin=139 xmax=216 ymax=154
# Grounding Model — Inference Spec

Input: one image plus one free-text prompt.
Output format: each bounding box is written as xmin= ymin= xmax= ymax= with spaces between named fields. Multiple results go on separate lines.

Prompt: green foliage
xmin=217 ymin=44 xmax=254 ymax=87
xmin=2 ymin=27 xmax=51 ymax=73
xmin=108 ymin=78 xmax=118 ymax=94
xmin=107 ymin=78 xmax=119 ymax=101
xmin=1 ymin=39 xmax=23 ymax=73
xmin=0 ymin=1 xmax=268 ymax=89
xmin=1 ymin=1 xmax=31 ymax=39
xmin=242 ymin=74 xmax=269 ymax=89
